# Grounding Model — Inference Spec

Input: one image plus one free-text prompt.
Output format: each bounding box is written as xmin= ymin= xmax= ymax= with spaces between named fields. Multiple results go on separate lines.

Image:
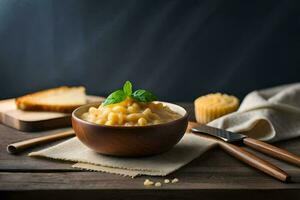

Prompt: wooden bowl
xmin=72 ymin=102 xmax=188 ymax=157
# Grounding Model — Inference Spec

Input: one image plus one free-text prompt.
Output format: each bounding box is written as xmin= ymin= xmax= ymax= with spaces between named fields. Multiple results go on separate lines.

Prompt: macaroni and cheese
xmin=81 ymin=98 xmax=182 ymax=126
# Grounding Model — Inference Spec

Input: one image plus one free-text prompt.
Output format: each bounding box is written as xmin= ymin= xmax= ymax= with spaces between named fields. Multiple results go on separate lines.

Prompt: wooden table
xmin=1 ymin=103 xmax=300 ymax=200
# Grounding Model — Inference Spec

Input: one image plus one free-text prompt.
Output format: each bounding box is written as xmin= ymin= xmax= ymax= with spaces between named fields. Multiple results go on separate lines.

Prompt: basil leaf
xmin=123 ymin=81 xmax=132 ymax=96
xmin=132 ymin=89 xmax=157 ymax=102
xmin=103 ymin=90 xmax=126 ymax=106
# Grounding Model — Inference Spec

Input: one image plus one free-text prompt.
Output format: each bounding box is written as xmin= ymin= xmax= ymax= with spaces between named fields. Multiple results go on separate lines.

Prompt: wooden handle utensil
xmin=218 ymin=141 xmax=291 ymax=182
xmin=188 ymin=121 xmax=294 ymax=182
xmin=243 ymin=137 xmax=300 ymax=167
xmin=7 ymin=130 xmax=75 ymax=154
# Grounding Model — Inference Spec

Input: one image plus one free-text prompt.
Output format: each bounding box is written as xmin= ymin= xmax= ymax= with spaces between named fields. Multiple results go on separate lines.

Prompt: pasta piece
xmin=138 ymin=117 xmax=147 ymax=126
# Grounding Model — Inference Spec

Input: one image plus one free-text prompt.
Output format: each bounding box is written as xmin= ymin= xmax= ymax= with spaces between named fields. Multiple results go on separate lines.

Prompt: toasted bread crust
xmin=15 ymin=86 xmax=85 ymax=113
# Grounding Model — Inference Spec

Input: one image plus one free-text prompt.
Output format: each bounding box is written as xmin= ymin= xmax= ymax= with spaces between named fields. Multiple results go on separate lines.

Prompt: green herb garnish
xmin=103 ymin=81 xmax=157 ymax=106
xmin=123 ymin=81 xmax=132 ymax=96
xmin=132 ymin=89 xmax=157 ymax=103
xmin=102 ymin=90 xmax=126 ymax=106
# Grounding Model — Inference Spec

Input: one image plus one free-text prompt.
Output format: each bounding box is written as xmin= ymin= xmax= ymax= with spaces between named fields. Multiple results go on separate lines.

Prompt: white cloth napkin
xmin=209 ymin=83 xmax=300 ymax=142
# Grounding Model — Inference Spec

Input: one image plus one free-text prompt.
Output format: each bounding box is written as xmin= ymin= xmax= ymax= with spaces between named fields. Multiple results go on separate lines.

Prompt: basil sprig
xmin=103 ymin=81 xmax=157 ymax=106
xmin=102 ymin=90 xmax=126 ymax=106
xmin=123 ymin=81 xmax=132 ymax=96
xmin=132 ymin=89 xmax=157 ymax=103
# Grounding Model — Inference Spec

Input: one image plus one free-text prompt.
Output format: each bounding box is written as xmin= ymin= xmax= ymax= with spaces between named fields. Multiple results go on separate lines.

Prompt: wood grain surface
xmin=0 ymin=103 xmax=300 ymax=200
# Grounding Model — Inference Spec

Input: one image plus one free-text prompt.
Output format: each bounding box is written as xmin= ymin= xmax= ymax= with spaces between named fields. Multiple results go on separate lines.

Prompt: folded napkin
xmin=209 ymin=83 xmax=300 ymax=142
xmin=29 ymin=83 xmax=300 ymax=177
xmin=29 ymin=134 xmax=216 ymax=177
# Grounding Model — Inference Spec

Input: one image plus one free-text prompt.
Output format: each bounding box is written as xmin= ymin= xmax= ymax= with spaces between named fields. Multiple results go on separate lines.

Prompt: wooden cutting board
xmin=0 ymin=96 xmax=104 ymax=132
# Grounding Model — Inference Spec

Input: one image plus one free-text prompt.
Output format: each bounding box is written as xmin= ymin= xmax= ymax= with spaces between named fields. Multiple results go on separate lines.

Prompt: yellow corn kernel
xmin=138 ymin=117 xmax=147 ymax=126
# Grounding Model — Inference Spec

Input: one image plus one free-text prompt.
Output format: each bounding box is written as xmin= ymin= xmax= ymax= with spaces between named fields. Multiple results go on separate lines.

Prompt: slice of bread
xmin=16 ymin=86 xmax=87 ymax=113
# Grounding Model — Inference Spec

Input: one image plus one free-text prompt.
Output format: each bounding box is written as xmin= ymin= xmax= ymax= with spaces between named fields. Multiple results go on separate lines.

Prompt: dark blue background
xmin=0 ymin=0 xmax=298 ymax=101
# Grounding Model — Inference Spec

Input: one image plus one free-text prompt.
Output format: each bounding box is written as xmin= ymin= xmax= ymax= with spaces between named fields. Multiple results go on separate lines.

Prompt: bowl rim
xmin=72 ymin=101 xmax=189 ymax=129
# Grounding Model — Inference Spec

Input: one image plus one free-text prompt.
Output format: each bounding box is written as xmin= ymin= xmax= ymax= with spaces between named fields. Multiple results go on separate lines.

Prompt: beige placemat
xmin=29 ymin=134 xmax=217 ymax=177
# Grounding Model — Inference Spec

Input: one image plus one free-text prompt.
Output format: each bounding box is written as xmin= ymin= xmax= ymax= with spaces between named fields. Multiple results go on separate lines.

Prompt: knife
xmin=192 ymin=124 xmax=300 ymax=182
